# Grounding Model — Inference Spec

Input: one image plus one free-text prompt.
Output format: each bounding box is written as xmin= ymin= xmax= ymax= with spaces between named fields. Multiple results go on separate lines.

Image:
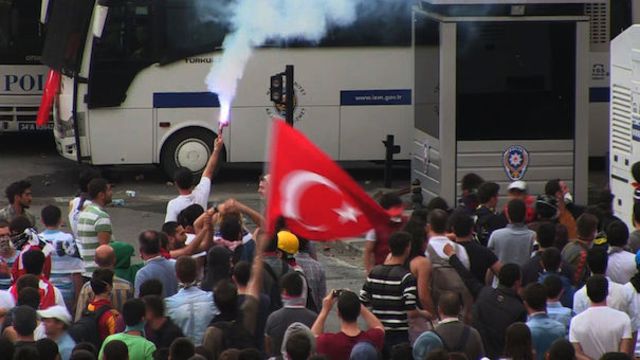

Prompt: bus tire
xmin=160 ymin=128 xmax=224 ymax=179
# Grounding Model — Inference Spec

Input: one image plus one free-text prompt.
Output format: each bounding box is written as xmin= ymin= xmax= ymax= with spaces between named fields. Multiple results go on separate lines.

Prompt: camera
xmin=332 ymin=289 xmax=345 ymax=298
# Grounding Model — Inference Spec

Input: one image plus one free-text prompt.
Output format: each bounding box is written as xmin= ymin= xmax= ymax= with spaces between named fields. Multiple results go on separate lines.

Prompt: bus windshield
xmin=0 ymin=0 xmax=43 ymax=64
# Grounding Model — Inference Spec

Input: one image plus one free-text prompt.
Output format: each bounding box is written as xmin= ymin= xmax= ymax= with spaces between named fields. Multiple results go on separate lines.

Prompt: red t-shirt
xmin=316 ymin=328 xmax=384 ymax=360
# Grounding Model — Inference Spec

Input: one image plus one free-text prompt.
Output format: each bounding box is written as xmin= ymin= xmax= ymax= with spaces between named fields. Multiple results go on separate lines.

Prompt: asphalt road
xmin=0 ymin=131 xmax=407 ymax=331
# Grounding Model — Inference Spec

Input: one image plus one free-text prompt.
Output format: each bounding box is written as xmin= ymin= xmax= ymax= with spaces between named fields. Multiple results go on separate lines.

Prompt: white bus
xmin=0 ymin=0 xmax=50 ymax=132
xmin=41 ymin=0 xmax=414 ymax=176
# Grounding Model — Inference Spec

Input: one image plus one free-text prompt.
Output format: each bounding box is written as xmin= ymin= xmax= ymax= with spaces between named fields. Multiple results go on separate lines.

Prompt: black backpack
xmin=264 ymin=261 xmax=288 ymax=312
xmin=434 ymin=325 xmax=471 ymax=353
xmin=68 ymin=305 xmax=112 ymax=348
xmin=213 ymin=320 xmax=256 ymax=351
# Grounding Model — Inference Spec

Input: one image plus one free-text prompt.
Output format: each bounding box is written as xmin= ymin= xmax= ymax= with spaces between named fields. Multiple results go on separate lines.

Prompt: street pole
xmin=285 ymin=65 xmax=294 ymax=126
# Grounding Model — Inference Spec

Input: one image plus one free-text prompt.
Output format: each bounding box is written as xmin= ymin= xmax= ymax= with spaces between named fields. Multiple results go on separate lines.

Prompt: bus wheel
xmin=160 ymin=128 xmax=222 ymax=178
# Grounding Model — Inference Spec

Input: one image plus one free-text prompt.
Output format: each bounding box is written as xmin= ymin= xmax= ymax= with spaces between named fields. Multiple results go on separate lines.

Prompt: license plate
xmin=19 ymin=123 xmax=53 ymax=131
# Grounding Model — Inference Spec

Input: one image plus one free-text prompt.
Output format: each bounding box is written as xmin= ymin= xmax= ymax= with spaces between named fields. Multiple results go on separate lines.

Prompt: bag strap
xmin=263 ymin=262 xmax=278 ymax=283
xmin=454 ymin=325 xmax=471 ymax=352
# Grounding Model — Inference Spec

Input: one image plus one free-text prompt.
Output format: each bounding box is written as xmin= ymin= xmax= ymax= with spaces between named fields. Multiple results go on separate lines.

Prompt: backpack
xmin=68 ymin=305 xmax=112 ymax=348
xmin=213 ymin=320 xmax=256 ymax=351
xmin=427 ymin=244 xmax=473 ymax=321
xmin=294 ymin=269 xmax=318 ymax=313
xmin=264 ymin=261 xmax=288 ymax=313
xmin=434 ymin=325 xmax=471 ymax=353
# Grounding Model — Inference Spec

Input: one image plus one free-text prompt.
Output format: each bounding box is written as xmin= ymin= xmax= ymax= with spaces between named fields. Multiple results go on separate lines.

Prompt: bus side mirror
xmin=40 ymin=0 xmax=50 ymax=24
xmin=92 ymin=5 xmax=109 ymax=39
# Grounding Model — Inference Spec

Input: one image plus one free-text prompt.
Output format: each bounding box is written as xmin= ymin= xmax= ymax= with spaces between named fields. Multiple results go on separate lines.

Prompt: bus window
xmin=610 ymin=0 xmax=632 ymax=39
xmin=0 ymin=0 xmax=42 ymax=64
xmin=158 ymin=0 xmax=227 ymax=64
xmin=87 ymin=1 xmax=154 ymax=108
xmin=455 ymin=21 xmax=575 ymax=141
xmin=414 ymin=14 xmax=440 ymax=139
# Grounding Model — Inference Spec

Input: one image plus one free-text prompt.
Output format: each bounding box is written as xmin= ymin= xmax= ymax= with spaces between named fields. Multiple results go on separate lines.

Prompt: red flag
xmin=36 ymin=69 xmax=60 ymax=127
xmin=266 ymin=120 xmax=390 ymax=240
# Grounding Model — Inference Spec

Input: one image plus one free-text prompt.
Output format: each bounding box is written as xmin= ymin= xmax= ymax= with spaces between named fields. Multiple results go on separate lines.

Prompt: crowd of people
xmin=0 ymin=137 xmax=639 ymax=360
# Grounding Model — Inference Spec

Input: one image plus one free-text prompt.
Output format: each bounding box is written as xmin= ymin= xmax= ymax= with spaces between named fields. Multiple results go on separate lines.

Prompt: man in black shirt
xmin=143 ymin=295 xmax=184 ymax=350
xmin=444 ymin=244 xmax=527 ymax=359
xmin=233 ymin=261 xmax=270 ymax=352
xmin=474 ymin=182 xmax=507 ymax=246
xmin=450 ymin=211 xmax=501 ymax=284
xmin=521 ymin=223 xmax=573 ymax=287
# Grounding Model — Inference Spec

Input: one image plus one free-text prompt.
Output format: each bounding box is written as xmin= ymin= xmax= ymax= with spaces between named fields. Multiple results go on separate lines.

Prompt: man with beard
xmin=0 ymin=180 xmax=35 ymax=227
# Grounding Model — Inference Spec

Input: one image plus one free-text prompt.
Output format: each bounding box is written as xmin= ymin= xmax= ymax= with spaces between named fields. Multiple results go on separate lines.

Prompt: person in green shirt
xmin=99 ymin=298 xmax=156 ymax=360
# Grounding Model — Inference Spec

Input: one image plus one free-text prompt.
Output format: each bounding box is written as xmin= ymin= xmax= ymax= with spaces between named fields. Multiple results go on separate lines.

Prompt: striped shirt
xmin=76 ymin=204 xmax=112 ymax=277
xmin=360 ymin=264 xmax=417 ymax=332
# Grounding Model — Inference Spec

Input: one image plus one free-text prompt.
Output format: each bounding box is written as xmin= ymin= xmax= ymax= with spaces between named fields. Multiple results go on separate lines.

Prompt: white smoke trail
xmin=205 ymin=0 xmax=360 ymax=127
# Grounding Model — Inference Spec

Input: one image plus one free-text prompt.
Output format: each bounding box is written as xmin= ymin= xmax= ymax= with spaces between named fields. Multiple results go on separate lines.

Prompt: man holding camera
xmin=312 ymin=289 xmax=385 ymax=360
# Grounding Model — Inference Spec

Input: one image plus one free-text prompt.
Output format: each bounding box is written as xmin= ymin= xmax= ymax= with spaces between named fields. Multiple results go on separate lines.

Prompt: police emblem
xmin=502 ymin=145 xmax=529 ymax=181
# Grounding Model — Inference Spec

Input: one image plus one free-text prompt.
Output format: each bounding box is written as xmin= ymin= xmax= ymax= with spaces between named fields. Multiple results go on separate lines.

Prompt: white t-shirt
xmin=165 ymin=177 xmax=211 ymax=223
xmin=606 ymin=248 xmax=637 ymax=285
xmin=569 ymin=306 xmax=632 ymax=359
xmin=573 ymin=277 xmax=640 ymax=330
xmin=186 ymin=233 xmax=206 ymax=259
xmin=425 ymin=235 xmax=471 ymax=269
xmin=68 ymin=197 xmax=92 ymax=237
xmin=39 ymin=230 xmax=85 ymax=274
xmin=0 ymin=290 xmax=15 ymax=309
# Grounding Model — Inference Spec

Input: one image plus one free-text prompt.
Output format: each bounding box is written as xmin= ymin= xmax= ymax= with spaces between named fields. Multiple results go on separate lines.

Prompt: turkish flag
xmin=36 ymin=69 xmax=60 ymax=127
xmin=266 ymin=120 xmax=390 ymax=240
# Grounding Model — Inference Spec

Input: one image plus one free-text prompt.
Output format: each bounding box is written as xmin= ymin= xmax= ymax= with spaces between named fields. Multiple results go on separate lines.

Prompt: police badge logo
xmin=502 ymin=145 xmax=529 ymax=181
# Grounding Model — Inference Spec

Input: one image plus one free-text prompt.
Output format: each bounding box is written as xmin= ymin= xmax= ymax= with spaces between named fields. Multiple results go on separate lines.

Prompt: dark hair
xmin=586 ymin=275 xmax=608 ymax=303
xmin=507 ymin=199 xmax=526 ymax=224
xmin=22 ymin=250 xmax=45 ymax=275
xmin=426 ymin=197 xmax=450 ymax=213
xmin=5 ymin=180 xmax=31 ymax=204
xmin=428 ymin=209 xmax=449 ymax=234
xmin=122 ymin=298 xmax=146 ymax=327
xmin=536 ymin=195 xmax=558 ymax=220
xmin=634 ymin=203 xmax=640 ymax=226
xmin=195 ymin=346 xmax=213 ymax=360
xmin=587 ymin=247 xmax=608 ymax=275
xmin=174 ymin=168 xmax=195 ymax=190
xmin=504 ymin=323 xmax=534 ymax=360
xmin=87 ymin=178 xmax=109 ymax=200
xmin=232 ymin=261 xmax=251 ymax=287
xmin=17 ymin=287 xmax=40 ymax=310
xmin=523 ymin=283 xmax=547 ymax=312
xmin=41 ymin=205 xmax=62 ymax=227
xmin=576 ymin=213 xmax=598 ymax=240
xmin=390 ymin=342 xmax=413 ymax=360
xmin=478 ymin=182 xmax=500 ymax=204
xmin=238 ymin=348 xmax=261 ymax=360
xmin=450 ymin=211 xmax=474 ymax=238
xmin=403 ymin=219 xmax=426 ymax=259
xmin=162 ymin=222 xmax=180 ymax=237
xmin=16 ymin=274 xmax=39 ymax=293
xmin=536 ymin=223 xmax=556 ymax=249
xmin=599 ymin=353 xmax=633 ymax=360
xmin=170 ymin=337 xmax=195 ymax=360
xmin=177 ymin=205 xmax=204 ymax=228
xmin=438 ymin=291 xmax=462 ymax=317
xmin=139 ymin=230 xmax=161 ymax=255
xmin=461 ymin=173 xmax=484 ymax=192
xmin=281 ymin=271 xmax=303 ymax=297
xmin=0 ymin=337 xmax=14 ymax=360
xmin=213 ymin=279 xmax=238 ymax=315
xmin=425 ymin=350 xmax=449 ymax=360
xmin=70 ymin=349 xmax=97 ymax=360
xmin=139 ymin=279 xmax=163 ymax=297
xmin=337 ymin=290 xmax=360 ymax=323
xmin=143 ymin=295 xmax=165 ymax=318
xmin=547 ymin=339 xmax=575 ymax=360
xmin=388 ymin=231 xmax=411 ymax=257
xmin=285 ymin=333 xmax=311 ymax=360
xmin=72 ymin=342 xmax=98 ymax=357
xmin=103 ymin=339 xmax=128 ymax=360
xmin=78 ymin=169 xmax=102 ymax=193
xmin=9 ymin=216 xmax=31 ymax=235
xmin=545 ymin=179 xmax=562 ymax=197
xmin=543 ymin=274 xmax=564 ymax=299
xmin=176 ymin=256 xmax=197 ymax=284
xmin=379 ymin=193 xmax=402 ymax=210
xmin=541 ymin=247 xmax=562 ymax=272
xmin=220 ymin=215 xmax=242 ymax=241
xmin=36 ymin=338 xmax=59 ymax=360
xmin=606 ymin=220 xmax=630 ymax=247
xmin=90 ymin=268 xmax=114 ymax=295
xmin=13 ymin=305 xmax=37 ymax=337
xmin=410 ymin=209 xmax=429 ymax=224
xmin=158 ymin=232 xmax=169 ymax=251
xmin=498 ymin=263 xmax=521 ymax=288
xmin=13 ymin=347 xmax=39 ymax=360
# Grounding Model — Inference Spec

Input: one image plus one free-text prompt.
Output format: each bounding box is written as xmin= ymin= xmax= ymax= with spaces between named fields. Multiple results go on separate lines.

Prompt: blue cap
xmin=413 ymin=331 xmax=443 ymax=360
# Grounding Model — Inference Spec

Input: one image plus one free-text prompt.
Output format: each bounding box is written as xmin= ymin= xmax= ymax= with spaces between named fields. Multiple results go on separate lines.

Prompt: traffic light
xmin=270 ymin=73 xmax=284 ymax=104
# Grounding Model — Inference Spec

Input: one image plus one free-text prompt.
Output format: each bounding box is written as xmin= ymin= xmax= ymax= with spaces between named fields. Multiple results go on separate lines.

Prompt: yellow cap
xmin=277 ymin=231 xmax=299 ymax=254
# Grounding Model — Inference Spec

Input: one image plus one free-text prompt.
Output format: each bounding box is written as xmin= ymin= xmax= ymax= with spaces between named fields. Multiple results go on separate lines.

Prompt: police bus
xmin=41 ymin=0 xmax=414 ymax=175
xmin=0 ymin=0 xmax=50 ymax=132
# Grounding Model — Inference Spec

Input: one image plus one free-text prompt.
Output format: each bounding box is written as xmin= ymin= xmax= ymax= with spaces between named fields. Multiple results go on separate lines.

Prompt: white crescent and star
xmin=280 ymin=170 xmax=361 ymax=231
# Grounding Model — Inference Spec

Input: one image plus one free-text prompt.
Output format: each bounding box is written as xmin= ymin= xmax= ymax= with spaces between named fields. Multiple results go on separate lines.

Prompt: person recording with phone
xmin=311 ymin=289 xmax=385 ymax=360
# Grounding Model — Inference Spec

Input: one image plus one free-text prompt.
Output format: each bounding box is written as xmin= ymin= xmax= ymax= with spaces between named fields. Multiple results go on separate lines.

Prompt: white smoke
xmin=205 ymin=0 xmax=361 ymax=127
